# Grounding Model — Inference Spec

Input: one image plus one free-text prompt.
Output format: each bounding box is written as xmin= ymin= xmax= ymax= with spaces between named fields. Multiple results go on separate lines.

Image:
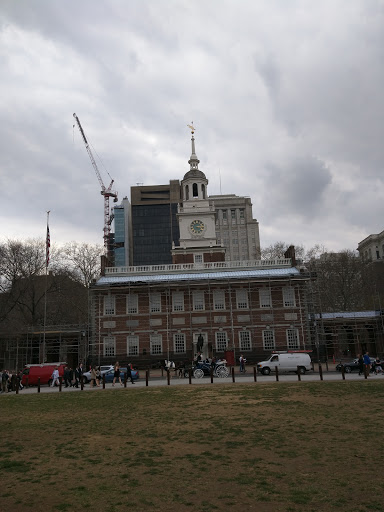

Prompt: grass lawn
xmin=1 ymin=381 xmax=384 ymax=512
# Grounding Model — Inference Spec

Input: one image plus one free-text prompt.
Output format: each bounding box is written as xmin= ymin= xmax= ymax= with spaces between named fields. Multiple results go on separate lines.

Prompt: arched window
xmin=202 ymin=184 xmax=205 ymax=199
xmin=185 ymin=185 xmax=189 ymax=200
xmin=193 ymin=183 xmax=198 ymax=197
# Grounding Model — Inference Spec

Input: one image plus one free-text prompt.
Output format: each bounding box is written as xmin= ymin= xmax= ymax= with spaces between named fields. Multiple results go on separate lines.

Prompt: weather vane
xmin=187 ymin=122 xmax=195 ymax=134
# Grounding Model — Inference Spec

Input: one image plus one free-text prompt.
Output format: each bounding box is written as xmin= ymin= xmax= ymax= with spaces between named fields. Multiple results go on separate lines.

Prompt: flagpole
xmin=42 ymin=211 xmax=50 ymax=363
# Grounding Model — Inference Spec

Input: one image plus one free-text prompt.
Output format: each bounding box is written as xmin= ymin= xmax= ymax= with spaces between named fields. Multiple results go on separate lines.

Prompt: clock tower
xmin=172 ymin=125 xmax=225 ymax=264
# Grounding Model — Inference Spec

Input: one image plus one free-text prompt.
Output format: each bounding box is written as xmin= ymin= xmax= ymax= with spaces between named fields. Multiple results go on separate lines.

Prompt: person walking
xmin=89 ymin=366 xmax=97 ymax=388
xmin=363 ymin=351 xmax=371 ymax=377
xmin=357 ymin=354 xmax=364 ymax=376
xmin=127 ymin=363 xmax=135 ymax=384
xmin=113 ymin=361 xmax=123 ymax=386
xmin=239 ymin=354 xmax=246 ymax=373
xmin=51 ymin=367 xmax=60 ymax=387
xmin=63 ymin=366 xmax=71 ymax=387
xmin=1 ymin=369 xmax=9 ymax=393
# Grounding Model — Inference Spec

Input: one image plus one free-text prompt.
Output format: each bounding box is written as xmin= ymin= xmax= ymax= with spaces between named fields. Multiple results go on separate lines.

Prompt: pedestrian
xmin=95 ymin=366 xmax=101 ymax=386
xmin=64 ymin=366 xmax=71 ymax=387
xmin=1 ymin=369 xmax=9 ymax=393
xmin=90 ymin=366 xmax=97 ymax=387
xmin=113 ymin=361 xmax=123 ymax=386
xmin=239 ymin=354 xmax=246 ymax=373
xmin=374 ymin=357 xmax=383 ymax=375
xmin=363 ymin=351 xmax=371 ymax=376
xmin=68 ymin=367 xmax=74 ymax=387
xmin=127 ymin=363 xmax=135 ymax=384
xmin=357 ymin=354 xmax=364 ymax=375
xmin=51 ymin=367 xmax=60 ymax=387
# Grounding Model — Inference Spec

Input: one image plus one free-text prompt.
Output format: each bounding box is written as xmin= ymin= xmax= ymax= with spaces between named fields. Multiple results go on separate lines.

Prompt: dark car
xmin=103 ymin=367 xmax=139 ymax=382
xmin=336 ymin=357 xmax=376 ymax=373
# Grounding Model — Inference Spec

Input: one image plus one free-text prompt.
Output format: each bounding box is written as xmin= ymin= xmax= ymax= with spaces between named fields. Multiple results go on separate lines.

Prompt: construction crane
xmin=73 ymin=113 xmax=118 ymax=254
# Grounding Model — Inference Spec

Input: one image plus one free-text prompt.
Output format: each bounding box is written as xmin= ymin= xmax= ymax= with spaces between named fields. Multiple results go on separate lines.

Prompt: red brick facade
xmin=90 ymin=266 xmax=311 ymax=367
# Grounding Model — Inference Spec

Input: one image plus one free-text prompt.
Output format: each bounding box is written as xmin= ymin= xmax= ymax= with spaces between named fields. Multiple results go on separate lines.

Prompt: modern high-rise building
xmin=130 ymin=180 xmax=181 ymax=266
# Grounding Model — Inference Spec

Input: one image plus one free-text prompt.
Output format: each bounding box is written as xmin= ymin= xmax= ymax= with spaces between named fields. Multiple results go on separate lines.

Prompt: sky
xmin=1 ymin=0 xmax=384 ymax=254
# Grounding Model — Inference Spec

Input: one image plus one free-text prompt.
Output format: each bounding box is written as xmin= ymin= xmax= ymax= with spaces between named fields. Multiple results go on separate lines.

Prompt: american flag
xmin=46 ymin=222 xmax=50 ymax=268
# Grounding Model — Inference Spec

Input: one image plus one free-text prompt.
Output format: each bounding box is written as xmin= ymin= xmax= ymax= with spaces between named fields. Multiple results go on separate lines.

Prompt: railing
xmin=105 ymin=258 xmax=292 ymax=276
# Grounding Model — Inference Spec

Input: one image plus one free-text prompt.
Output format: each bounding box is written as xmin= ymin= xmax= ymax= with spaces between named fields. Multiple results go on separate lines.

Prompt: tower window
xmin=193 ymin=183 xmax=198 ymax=197
xmin=185 ymin=185 xmax=189 ymax=200
xmin=202 ymin=184 xmax=206 ymax=199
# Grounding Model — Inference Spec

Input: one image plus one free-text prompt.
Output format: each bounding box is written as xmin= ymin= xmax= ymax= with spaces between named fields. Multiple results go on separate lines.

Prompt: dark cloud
xmin=0 ymin=0 xmax=382 ymax=252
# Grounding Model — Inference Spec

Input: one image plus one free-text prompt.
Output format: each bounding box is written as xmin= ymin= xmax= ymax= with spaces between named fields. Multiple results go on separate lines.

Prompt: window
xmin=222 ymin=210 xmax=227 ymax=220
xmin=174 ymin=333 xmax=186 ymax=353
xmin=233 ymin=238 xmax=238 ymax=244
xmin=215 ymin=331 xmax=228 ymax=351
xmin=213 ymin=290 xmax=225 ymax=310
xmin=262 ymin=330 xmax=275 ymax=351
xmin=239 ymin=209 xmax=245 ymax=219
xmin=193 ymin=183 xmax=198 ymax=197
xmin=202 ymin=184 xmax=206 ymax=199
xmin=127 ymin=335 xmax=139 ymax=356
xmin=193 ymin=290 xmax=205 ymax=311
xmin=104 ymin=296 xmax=115 ymax=315
xmin=239 ymin=331 xmax=251 ymax=351
xmin=185 ymin=185 xmax=189 ymax=200
xmin=194 ymin=254 xmax=203 ymax=264
xmin=283 ymin=287 xmax=296 ymax=307
xmin=103 ymin=336 xmax=116 ymax=357
xmin=286 ymin=328 xmax=299 ymax=349
xmin=127 ymin=294 xmax=138 ymax=314
xmin=236 ymin=289 xmax=249 ymax=309
xmin=150 ymin=293 xmax=161 ymax=313
xmin=231 ymin=209 xmax=236 ymax=220
xmin=259 ymin=288 xmax=272 ymax=308
xmin=150 ymin=334 xmax=162 ymax=355
xmin=172 ymin=291 xmax=184 ymax=312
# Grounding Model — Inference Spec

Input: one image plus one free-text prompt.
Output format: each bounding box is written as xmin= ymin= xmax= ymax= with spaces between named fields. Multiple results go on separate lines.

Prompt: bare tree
xmin=61 ymin=242 xmax=102 ymax=288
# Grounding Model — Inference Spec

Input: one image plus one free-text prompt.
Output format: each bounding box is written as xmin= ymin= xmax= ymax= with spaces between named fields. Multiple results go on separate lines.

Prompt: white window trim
xmin=193 ymin=290 xmax=205 ymax=311
xmin=283 ymin=287 xmax=296 ymax=308
xmin=259 ymin=288 xmax=272 ymax=308
xmin=150 ymin=293 xmax=162 ymax=313
xmin=173 ymin=333 xmax=186 ymax=353
xmin=262 ymin=329 xmax=275 ymax=351
xmin=239 ymin=331 xmax=251 ymax=351
xmin=215 ymin=331 xmax=228 ymax=351
xmin=126 ymin=293 xmax=138 ymax=314
xmin=150 ymin=334 xmax=163 ymax=355
xmin=172 ymin=291 xmax=184 ymax=312
xmin=236 ymin=289 xmax=249 ymax=309
xmin=286 ymin=328 xmax=300 ymax=349
xmin=104 ymin=295 xmax=116 ymax=316
xmin=103 ymin=336 xmax=116 ymax=357
xmin=213 ymin=290 xmax=226 ymax=311
xmin=127 ymin=335 xmax=139 ymax=356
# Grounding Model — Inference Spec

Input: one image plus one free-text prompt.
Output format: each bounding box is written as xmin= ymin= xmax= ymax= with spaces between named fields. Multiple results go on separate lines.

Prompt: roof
xmin=95 ymin=267 xmax=301 ymax=286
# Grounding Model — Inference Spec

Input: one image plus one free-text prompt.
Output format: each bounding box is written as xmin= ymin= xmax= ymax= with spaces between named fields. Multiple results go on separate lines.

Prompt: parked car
xmin=103 ymin=367 xmax=139 ymax=383
xmin=82 ymin=365 xmax=114 ymax=384
xmin=336 ymin=357 xmax=376 ymax=373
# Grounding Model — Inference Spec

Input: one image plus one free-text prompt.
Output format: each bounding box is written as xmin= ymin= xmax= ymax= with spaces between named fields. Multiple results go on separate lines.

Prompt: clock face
xmin=190 ymin=220 xmax=205 ymax=234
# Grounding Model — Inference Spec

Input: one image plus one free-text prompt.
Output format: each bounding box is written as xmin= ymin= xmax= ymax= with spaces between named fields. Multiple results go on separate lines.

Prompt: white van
xmin=257 ymin=352 xmax=312 ymax=375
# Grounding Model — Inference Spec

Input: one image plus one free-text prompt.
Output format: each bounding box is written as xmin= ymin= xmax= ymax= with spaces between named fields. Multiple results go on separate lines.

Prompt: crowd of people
xmin=1 ymin=369 xmax=23 ymax=393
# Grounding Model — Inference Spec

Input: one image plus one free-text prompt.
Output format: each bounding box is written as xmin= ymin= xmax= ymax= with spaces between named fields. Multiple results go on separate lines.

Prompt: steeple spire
xmin=187 ymin=122 xmax=200 ymax=171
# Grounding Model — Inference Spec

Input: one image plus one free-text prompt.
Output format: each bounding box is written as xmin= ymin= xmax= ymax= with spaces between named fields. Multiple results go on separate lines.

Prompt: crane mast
xmin=73 ymin=113 xmax=118 ymax=254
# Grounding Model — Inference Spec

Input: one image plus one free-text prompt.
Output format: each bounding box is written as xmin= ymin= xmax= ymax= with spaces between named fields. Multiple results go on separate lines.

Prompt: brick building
xmin=89 ymin=127 xmax=312 ymax=366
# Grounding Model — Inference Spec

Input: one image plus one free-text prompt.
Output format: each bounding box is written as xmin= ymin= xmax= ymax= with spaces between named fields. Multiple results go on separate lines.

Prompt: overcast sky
xmin=1 ymin=0 xmax=383 ymax=254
